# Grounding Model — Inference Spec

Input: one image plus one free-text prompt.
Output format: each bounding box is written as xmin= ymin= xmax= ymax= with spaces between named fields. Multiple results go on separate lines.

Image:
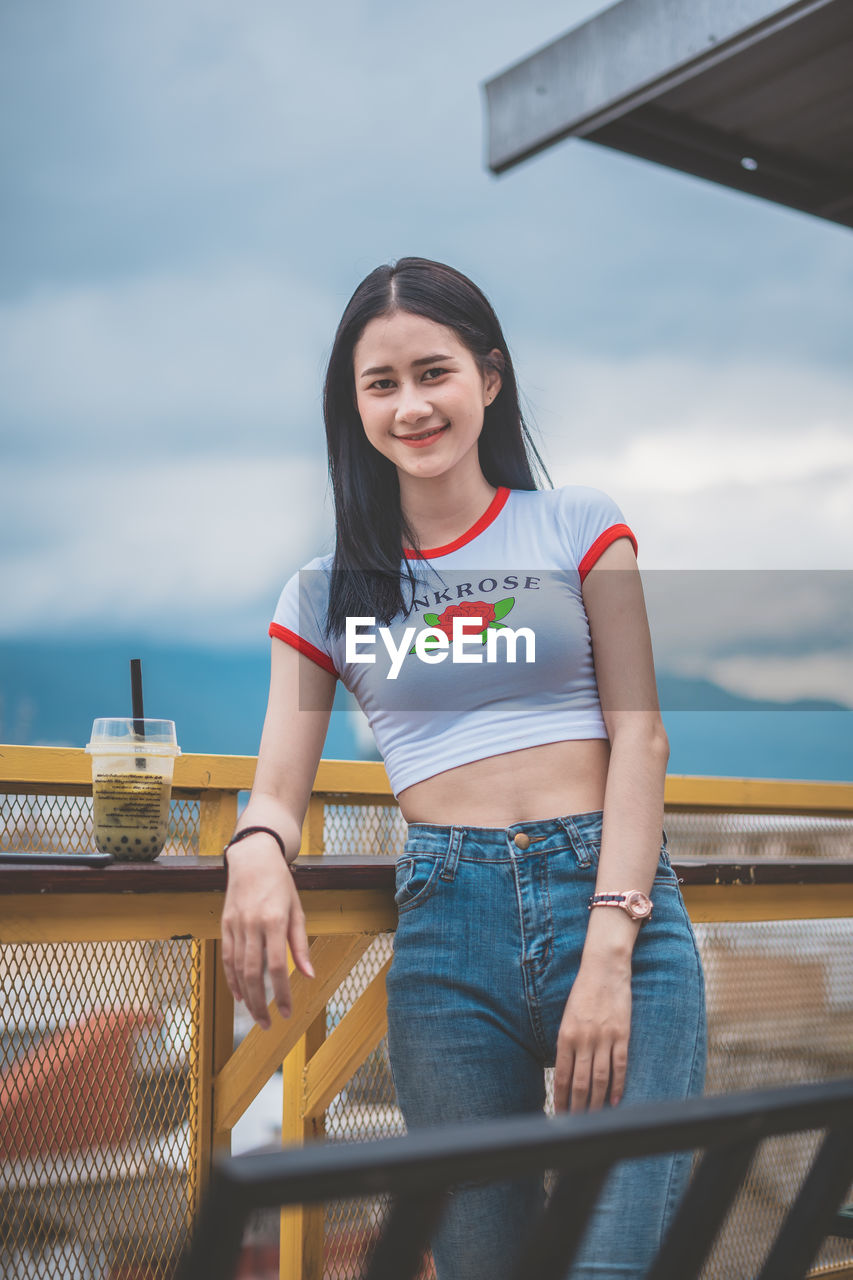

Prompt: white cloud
xmin=2 ymin=342 xmax=851 ymax=648
xmin=0 ymin=455 xmax=333 ymax=643
xmin=638 ymin=570 xmax=853 ymax=707
xmin=525 ymin=350 xmax=853 ymax=461
xmin=624 ymin=472 xmax=853 ymax=570
xmin=0 ymin=264 xmax=336 ymax=453
xmin=577 ymin=423 xmax=852 ymax=494
xmin=522 ymin=352 xmax=853 ymax=569
xmin=642 ymin=570 xmax=851 ymax=650
xmin=2 ymin=0 xmax=852 ymax=657
xmin=703 ymin=653 xmax=853 ymax=709
xmin=517 ymin=349 xmax=853 ymax=706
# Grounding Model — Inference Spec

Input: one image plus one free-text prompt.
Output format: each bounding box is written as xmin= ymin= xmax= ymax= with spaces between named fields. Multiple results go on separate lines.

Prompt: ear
xmin=483 ymin=348 xmax=504 ymax=404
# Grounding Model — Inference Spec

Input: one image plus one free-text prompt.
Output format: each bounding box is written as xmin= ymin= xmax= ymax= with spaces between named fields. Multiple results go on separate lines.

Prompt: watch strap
xmin=588 ymin=891 xmax=653 ymax=921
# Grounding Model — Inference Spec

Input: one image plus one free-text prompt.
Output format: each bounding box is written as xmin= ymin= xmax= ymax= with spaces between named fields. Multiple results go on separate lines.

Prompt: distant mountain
xmin=0 ymin=637 xmax=850 ymax=781
xmin=0 ymin=638 xmax=365 ymax=759
xmin=655 ymin=673 xmax=844 ymax=713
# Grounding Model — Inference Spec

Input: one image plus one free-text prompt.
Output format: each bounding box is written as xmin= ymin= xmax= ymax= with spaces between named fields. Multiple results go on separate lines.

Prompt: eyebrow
xmin=359 ymin=353 xmax=454 ymax=379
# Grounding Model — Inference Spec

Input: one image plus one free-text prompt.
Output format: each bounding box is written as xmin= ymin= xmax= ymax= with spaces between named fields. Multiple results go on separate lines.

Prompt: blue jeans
xmin=385 ymin=810 xmax=707 ymax=1280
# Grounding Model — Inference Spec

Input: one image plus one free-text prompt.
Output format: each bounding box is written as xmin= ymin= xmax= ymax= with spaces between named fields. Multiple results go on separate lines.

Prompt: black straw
xmin=130 ymin=659 xmax=145 ymax=738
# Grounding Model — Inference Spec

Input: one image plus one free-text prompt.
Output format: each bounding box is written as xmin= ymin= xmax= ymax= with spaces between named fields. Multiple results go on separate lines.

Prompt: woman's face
xmin=353 ymin=310 xmax=501 ymax=488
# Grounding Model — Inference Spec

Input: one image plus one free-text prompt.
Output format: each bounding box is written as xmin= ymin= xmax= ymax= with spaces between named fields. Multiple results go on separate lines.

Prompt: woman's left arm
xmin=554 ymin=536 xmax=670 ymax=1114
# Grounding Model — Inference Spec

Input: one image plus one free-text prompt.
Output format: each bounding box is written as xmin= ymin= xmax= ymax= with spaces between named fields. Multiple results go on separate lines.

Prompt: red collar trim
xmin=404 ymin=486 xmax=511 ymax=560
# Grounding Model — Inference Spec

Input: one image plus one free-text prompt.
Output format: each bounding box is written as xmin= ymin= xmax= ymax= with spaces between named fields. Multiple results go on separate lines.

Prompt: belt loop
xmin=440 ymin=827 xmax=463 ymax=882
xmin=556 ymin=816 xmax=593 ymax=868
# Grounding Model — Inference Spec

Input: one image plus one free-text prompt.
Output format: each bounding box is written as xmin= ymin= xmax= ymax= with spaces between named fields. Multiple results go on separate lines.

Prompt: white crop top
xmin=270 ymin=485 xmax=637 ymax=798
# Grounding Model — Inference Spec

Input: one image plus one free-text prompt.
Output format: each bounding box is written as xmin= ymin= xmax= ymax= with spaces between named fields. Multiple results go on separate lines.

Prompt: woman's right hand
xmin=221 ymin=835 xmax=315 ymax=1030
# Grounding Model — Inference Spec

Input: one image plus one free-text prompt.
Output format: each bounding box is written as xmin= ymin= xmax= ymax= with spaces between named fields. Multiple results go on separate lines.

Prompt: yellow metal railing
xmin=2 ymin=745 xmax=853 ymax=1280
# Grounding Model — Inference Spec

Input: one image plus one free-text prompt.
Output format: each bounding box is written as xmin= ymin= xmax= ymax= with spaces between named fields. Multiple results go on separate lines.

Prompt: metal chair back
xmin=179 ymin=1077 xmax=853 ymax=1280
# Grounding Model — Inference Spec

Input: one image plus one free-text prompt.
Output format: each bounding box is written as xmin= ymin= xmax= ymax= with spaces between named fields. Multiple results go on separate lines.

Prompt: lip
xmin=394 ymin=424 xmax=450 ymax=447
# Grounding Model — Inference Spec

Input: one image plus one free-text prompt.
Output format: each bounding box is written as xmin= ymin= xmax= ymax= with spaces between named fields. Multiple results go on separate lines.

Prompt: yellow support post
xmin=305 ymin=793 xmax=326 ymax=856
xmin=195 ymin=793 xmax=239 ymax=1173
xmin=198 ymin=789 xmax=239 ymax=856
xmin=280 ymin=1024 xmax=309 ymax=1280
xmin=280 ymin=1009 xmax=326 ymax=1280
xmin=190 ymin=939 xmax=235 ymax=1223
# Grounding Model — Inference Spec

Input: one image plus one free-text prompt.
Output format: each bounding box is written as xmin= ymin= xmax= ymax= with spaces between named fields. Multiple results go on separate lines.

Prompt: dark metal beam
xmin=483 ymin=0 xmax=839 ymax=174
xmin=590 ymin=104 xmax=853 ymax=229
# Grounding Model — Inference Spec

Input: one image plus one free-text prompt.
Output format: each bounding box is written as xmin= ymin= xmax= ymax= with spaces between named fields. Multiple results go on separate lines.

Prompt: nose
xmin=395 ymin=381 xmax=432 ymax=426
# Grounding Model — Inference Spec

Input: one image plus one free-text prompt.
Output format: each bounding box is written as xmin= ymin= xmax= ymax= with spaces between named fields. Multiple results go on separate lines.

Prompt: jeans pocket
xmin=654 ymin=842 xmax=680 ymax=882
xmin=394 ymin=854 xmax=443 ymax=913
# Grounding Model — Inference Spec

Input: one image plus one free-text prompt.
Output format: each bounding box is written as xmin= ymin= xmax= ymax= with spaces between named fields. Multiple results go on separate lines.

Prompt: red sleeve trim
xmin=578 ymin=524 xmax=639 ymax=584
xmin=404 ymin=486 xmax=511 ymax=560
xmin=269 ymin=623 xmax=338 ymax=677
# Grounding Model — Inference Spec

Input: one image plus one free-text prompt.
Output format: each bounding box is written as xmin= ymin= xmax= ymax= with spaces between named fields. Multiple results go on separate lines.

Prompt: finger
xmin=242 ymin=930 xmax=272 ymax=1030
xmin=288 ymin=906 xmax=315 ymax=981
xmin=554 ymin=1047 xmax=574 ymax=1114
xmin=588 ymin=1045 xmax=612 ymax=1112
xmin=610 ymin=1039 xmax=629 ymax=1107
xmin=266 ymin=926 xmax=292 ymax=1019
xmin=570 ymin=1053 xmax=593 ymax=1114
xmin=220 ymin=923 xmax=241 ymax=1003
xmin=230 ymin=925 xmax=247 ymax=1005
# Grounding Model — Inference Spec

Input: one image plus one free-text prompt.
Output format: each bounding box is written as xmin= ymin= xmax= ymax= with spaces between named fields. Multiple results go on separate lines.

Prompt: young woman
xmin=220 ymin=258 xmax=707 ymax=1279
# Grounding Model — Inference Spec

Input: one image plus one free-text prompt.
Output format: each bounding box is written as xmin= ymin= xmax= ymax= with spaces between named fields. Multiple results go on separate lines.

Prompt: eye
xmin=368 ymin=378 xmax=395 ymax=391
xmin=423 ymin=367 xmax=448 ymax=381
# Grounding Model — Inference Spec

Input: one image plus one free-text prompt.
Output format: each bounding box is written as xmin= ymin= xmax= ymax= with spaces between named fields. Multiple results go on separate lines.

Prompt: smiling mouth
xmin=395 ymin=424 xmax=449 ymax=442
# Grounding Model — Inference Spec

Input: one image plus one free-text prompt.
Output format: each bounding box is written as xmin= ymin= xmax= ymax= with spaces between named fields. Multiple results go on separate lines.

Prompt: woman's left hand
xmin=554 ymin=956 xmax=632 ymax=1113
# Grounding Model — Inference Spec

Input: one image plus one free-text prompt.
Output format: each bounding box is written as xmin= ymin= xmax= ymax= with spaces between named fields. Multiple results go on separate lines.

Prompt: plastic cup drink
xmin=86 ymin=719 xmax=181 ymax=861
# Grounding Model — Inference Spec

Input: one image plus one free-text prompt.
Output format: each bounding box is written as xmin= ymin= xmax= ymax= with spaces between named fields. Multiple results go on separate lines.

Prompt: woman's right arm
xmin=221 ymin=637 xmax=336 ymax=1030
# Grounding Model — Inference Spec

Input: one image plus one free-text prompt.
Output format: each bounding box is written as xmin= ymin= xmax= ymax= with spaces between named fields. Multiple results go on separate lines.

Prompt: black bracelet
xmin=224 ymin=825 xmax=288 ymax=864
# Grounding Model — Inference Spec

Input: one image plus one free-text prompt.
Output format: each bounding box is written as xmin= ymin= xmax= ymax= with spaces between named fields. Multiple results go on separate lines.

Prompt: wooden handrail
xmin=663 ymin=774 xmax=853 ymax=817
xmin=2 ymin=744 xmax=852 ymax=813
xmin=3 ymin=855 xmax=853 ymax=897
xmin=0 ymin=744 xmax=394 ymax=796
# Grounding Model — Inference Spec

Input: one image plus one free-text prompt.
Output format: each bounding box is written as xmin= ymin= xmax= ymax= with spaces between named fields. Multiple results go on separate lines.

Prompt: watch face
xmin=624 ymin=891 xmax=653 ymax=920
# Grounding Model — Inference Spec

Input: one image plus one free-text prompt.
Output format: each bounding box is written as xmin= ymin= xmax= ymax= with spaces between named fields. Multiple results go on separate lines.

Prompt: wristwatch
xmin=588 ymin=891 xmax=653 ymax=922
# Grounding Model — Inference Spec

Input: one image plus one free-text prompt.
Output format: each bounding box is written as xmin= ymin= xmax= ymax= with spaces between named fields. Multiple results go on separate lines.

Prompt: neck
xmin=400 ymin=470 xmax=497 ymax=551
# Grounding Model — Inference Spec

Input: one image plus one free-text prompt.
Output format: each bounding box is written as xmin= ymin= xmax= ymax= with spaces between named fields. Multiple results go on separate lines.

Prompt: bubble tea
xmin=86 ymin=719 xmax=180 ymax=860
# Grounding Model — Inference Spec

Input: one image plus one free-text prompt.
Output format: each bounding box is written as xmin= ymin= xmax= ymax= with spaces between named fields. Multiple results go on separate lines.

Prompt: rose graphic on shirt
xmin=434 ymin=600 xmax=496 ymax=641
xmin=409 ymin=596 xmax=516 ymax=654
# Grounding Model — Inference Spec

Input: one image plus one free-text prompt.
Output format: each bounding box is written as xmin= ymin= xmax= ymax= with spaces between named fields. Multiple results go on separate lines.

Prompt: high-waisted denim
xmin=385 ymin=810 xmax=707 ymax=1280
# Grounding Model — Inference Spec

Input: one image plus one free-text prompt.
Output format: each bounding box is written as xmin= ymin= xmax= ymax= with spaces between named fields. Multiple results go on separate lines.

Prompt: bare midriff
xmin=396 ymin=738 xmax=611 ymax=828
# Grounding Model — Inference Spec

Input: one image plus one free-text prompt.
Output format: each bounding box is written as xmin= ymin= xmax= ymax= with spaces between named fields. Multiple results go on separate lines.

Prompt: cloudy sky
xmin=1 ymin=0 xmax=851 ymax=706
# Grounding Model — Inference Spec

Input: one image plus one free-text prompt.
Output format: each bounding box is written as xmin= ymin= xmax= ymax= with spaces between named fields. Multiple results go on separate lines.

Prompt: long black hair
xmin=323 ymin=257 xmax=551 ymax=638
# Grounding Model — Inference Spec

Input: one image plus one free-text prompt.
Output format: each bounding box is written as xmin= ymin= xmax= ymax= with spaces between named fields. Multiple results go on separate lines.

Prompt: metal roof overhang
xmin=483 ymin=0 xmax=853 ymax=229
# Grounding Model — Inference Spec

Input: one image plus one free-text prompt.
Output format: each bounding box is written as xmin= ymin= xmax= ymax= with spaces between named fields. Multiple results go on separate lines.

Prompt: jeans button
xmin=513 ymin=832 xmax=530 ymax=849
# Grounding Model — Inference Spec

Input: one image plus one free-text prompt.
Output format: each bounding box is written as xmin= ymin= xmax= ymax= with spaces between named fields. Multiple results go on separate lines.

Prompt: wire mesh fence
xmin=2 ymin=786 xmax=853 ymax=1278
xmin=0 ymin=792 xmax=200 ymax=858
xmin=0 ymin=938 xmax=200 ymax=1280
